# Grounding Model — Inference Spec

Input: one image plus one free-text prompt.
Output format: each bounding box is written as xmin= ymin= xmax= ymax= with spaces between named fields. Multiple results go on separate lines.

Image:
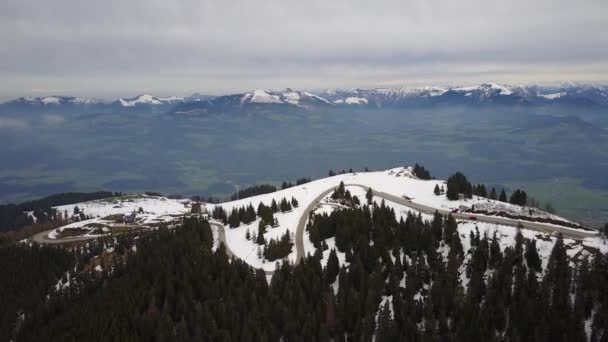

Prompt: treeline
xmin=0 ymin=191 xmax=119 ymax=233
xmin=230 ymin=184 xmax=277 ymax=201
xmin=228 ymin=177 xmax=311 ymax=200
xmin=443 ymin=171 xmax=549 ymax=209
xmin=328 ymin=168 xmax=360 ymax=177
xmin=281 ymin=177 xmax=312 ymax=189
xmin=211 ymin=196 xmax=299 ymax=228
xmin=412 ymin=163 xmax=432 ymax=180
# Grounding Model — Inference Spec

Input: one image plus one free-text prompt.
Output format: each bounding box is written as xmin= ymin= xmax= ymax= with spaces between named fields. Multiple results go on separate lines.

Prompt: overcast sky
xmin=1 ymin=0 xmax=607 ymax=99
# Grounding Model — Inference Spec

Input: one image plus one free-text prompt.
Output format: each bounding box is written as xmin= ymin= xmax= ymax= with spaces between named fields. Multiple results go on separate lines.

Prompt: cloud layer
xmin=1 ymin=0 xmax=607 ymax=98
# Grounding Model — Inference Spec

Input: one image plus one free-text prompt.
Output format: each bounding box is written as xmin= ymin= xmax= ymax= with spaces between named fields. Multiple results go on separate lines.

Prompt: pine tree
xmin=489 ymin=187 xmax=497 ymax=200
xmin=325 ymin=249 xmax=340 ymax=284
xmin=431 ymin=211 xmax=443 ymax=243
xmin=271 ymin=199 xmax=278 ymax=213
xmin=489 ymin=231 xmax=502 ymax=269
xmin=525 ymin=239 xmax=542 ymax=272
xmin=366 ymin=187 xmax=373 ymax=204
xmin=228 ymin=209 xmax=240 ymax=228
xmin=256 ymin=220 xmax=266 ymax=245
xmin=499 ymin=189 xmax=507 ymax=202
xmin=444 ymin=213 xmax=458 ymax=245
xmin=544 ymin=234 xmax=576 ymax=341
xmin=478 ymin=184 xmax=487 ymax=197
xmin=434 ymin=184 xmax=441 ymax=196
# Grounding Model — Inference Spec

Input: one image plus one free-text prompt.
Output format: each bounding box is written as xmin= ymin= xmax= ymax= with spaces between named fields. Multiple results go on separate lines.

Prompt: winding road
xmin=31 ymin=182 xmax=597 ymax=275
xmin=346 ymin=184 xmax=598 ymax=240
xmin=30 ymin=229 xmax=98 ymax=245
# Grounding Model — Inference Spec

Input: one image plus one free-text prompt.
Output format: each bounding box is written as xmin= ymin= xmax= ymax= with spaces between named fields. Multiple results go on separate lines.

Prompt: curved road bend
xmin=30 ymin=229 xmax=98 ymax=245
xmin=211 ymin=221 xmax=276 ymax=275
xmin=294 ymin=187 xmax=340 ymax=264
xmin=210 ymin=222 xmax=235 ymax=259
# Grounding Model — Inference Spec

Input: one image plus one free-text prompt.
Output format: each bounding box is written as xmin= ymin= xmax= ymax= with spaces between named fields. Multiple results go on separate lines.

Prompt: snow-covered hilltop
xmin=33 ymin=166 xmax=604 ymax=275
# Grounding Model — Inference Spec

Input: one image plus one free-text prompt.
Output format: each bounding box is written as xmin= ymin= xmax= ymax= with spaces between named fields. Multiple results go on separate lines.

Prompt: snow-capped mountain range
xmin=320 ymin=83 xmax=608 ymax=107
xmin=171 ymin=84 xmax=608 ymax=115
xmin=2 ymin=84 xmax=607 ymax=115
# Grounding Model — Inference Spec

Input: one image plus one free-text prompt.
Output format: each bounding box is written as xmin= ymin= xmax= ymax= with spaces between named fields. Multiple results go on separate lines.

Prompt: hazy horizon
xmin=2 ymin=80 xmax=608 ymax=102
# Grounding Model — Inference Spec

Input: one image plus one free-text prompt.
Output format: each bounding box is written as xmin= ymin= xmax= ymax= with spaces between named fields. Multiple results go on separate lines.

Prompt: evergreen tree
xmin=446 ymin=172 xmax=473 ymax=200
xmin=525 ymin=239 xmax=542 ymax=272
xmin=325 ymin=249 xmax=340 ymax=284
xmin=228 ymin=209 xmax=240 ymax=228
xmin=271 ymin=199 xmax=278 ymax=213
xmin=489 ymin=231 xmax=502 ymax=269
xmin=434 ymin=184 xmax=441 ymax=196
xmin=489 ymin=187 xmax=497 ymax=200
xmin=256 ymin=220 xmax=266 ymax=245
xmin=279 ymin=198 xmax=292 ymax=212
xmin=366 ymin=187 xmax=373 ymax=204
xmin=499 ymin=189 xmax=507 ymax=202
xmin=509 ymin=189 xmax=528 ymax=206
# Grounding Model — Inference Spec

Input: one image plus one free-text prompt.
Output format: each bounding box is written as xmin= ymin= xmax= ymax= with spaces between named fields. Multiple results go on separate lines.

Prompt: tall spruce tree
xmin=499 ymin=189 xmax=507 ymax=202
xmin=434 ymin=184 xmax=441 ymax=196
xmin=325 ymin=249 xmax=340 ymax=284
xmin=489 ymin=187 xmax=497 ymax=200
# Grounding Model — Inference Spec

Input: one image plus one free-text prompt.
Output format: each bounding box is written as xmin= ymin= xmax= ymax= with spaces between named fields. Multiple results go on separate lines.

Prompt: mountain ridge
xmin=2 ymin=83 xmax=607 ymax=115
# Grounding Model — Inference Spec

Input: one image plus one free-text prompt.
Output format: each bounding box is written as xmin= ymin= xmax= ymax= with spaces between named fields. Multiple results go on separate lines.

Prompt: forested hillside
xmin=3 ymin=207 xmax=607 ymax=341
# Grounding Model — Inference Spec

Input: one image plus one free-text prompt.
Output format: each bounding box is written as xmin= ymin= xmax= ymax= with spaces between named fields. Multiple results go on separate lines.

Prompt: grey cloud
xmin=0 ymin=0 xmax=607 ymax=98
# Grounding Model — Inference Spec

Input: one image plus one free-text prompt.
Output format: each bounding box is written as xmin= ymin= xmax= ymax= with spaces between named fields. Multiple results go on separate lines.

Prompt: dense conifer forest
xmin=2 ymin=201 xmax=607 ymax=341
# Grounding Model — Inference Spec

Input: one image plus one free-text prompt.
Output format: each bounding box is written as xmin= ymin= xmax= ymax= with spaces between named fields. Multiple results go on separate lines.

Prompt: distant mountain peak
xmin=117 ymin=94 xmax=185 ymax=107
